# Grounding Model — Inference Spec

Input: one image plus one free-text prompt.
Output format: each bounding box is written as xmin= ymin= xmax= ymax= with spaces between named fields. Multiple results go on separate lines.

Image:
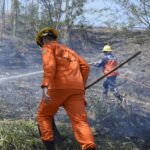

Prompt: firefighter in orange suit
xmin=36 ymin=27 xmax=96 ymax=150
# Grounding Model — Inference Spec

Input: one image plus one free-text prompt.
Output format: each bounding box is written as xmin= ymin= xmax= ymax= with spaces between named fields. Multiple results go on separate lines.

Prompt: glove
xmin=42 ymin=87 xmax=50 ymax=103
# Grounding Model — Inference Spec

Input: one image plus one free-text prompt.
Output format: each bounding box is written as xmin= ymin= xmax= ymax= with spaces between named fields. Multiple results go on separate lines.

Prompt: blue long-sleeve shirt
xmin=95 ymin=53 xmax=119 ymax=76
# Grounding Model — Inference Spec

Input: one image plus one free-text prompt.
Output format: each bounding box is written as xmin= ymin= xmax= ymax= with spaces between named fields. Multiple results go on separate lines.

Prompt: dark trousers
xmin=103 ymin=76 xmax=123 ymax=101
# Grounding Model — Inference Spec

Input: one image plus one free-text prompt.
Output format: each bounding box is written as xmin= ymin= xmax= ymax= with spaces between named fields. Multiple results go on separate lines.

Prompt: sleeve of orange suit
xmin=41 ymin=46 xmax=56 ymax=88
xmin=77 ymin=54 xmax=90 ymax=85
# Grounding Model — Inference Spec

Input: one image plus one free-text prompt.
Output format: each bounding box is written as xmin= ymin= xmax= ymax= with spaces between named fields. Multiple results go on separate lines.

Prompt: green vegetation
xmin=0 ymin=120 xmax=81 ymax=150
xmin=0 ymin=120 xmax=138 ymax=150
xmin=0 ymin=120 xmax=43 ymax=150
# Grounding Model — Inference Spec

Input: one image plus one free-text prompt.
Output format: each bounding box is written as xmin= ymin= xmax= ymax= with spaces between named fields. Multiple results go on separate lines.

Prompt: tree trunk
xmin=0 ymin=0 xmax=5 ymax=39
xmin=35 ymin=0 xmax=40 ymax=32
xmin=63 ymin=0 xmax=69 ymax=45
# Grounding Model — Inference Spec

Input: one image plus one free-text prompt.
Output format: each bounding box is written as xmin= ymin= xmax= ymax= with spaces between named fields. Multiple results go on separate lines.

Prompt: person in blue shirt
xmin=93 ymin=45 xmax=123 ymax=102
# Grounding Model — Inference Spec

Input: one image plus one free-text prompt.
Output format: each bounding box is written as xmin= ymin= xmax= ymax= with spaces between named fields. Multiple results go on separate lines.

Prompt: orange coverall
xmin=37 ymin=41 xmax=96 ymax=150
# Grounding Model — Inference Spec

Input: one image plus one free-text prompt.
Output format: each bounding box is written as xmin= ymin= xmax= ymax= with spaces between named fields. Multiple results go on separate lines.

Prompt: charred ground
xmin=0 ymin=28 xmax=150 ymax=149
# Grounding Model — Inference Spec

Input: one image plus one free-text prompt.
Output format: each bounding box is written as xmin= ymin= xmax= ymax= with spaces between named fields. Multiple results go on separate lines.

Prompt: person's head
xmin=36 ymin=27 xmax=58 ymax=47
xmin=102 ymin=45 xmax=112 ymax=54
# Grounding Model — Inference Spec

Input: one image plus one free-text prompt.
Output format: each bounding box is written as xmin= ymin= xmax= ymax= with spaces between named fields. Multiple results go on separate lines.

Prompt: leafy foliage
xmin=111 ymin=0 xmax=150 ymax=29
xmin=0 ymin=120 xmax=43 ymax=150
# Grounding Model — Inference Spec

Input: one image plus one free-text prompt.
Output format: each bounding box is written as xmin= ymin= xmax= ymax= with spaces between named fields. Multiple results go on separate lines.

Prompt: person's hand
xmin=42 ymin=87 xmax=50 ymax=103
xmin=90 ymin=62 xmax=97 ymax=66
xmin=93 ymin=62 xmax=98 ymax=65
xmin=89 ymin=62 xmax=97 ymax=66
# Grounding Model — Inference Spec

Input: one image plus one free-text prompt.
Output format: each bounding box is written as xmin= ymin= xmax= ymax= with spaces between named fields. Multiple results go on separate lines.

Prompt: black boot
xmin=113 ymin=91 xmax=123 ymax=102
xmin=43 ymin=141 xmax=55 ymax=150
xmin=86 ymin=148 xmax=96 ymax=150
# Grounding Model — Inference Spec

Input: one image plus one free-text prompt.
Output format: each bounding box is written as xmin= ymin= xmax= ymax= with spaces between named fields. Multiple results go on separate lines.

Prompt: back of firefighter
xmin=36 ymin=27 xmax=96 ymax=150
xmin=94 ymin=45 xmax=123 ymax=101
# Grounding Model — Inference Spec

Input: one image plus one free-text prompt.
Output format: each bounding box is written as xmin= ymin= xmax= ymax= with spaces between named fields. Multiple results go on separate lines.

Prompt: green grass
xmin=0 ymin=120 xmax=136 ymax=150
xmin=0 ymin=120 xmax=43 ymax=150
xmin=0 ymin=120 xmax=81 ymax=150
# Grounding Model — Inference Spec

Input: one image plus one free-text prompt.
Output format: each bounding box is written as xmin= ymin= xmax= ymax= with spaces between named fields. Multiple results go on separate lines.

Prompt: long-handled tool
xmin=86 ymin=51 xmax=141 ymax=89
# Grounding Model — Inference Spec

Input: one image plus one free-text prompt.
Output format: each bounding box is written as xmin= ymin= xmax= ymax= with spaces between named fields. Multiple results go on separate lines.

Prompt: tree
xmin=0 ymin=0 xmax=5 ymax=38
xmin=11 ymin=0 xmax=20 ymax=37
xmin=111 ymin=0 xmax=150 ymax=29
xmin=40 ymin=0 xmax=87 ymax=44
xmin=25 ymin=0 xmax=40 ymax=37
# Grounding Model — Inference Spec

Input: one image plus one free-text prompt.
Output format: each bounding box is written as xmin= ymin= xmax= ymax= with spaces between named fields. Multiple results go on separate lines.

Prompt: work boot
xmin=117 ymin=95 xmax=124 ymax=102
xmin=43 ymin=141 xmax=55 ymax=150
xmin=113 ymin=91 xmax=123 ymax=102
xmin=86 ymin=148 xmax=96 ymax=150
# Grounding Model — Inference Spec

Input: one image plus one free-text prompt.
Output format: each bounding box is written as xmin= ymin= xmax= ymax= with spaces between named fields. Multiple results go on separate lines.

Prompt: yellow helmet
xmin=102 ymin=45 xmax=112 ymax=52
xmin=36 ymin=27 xmax=58 ymax=46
